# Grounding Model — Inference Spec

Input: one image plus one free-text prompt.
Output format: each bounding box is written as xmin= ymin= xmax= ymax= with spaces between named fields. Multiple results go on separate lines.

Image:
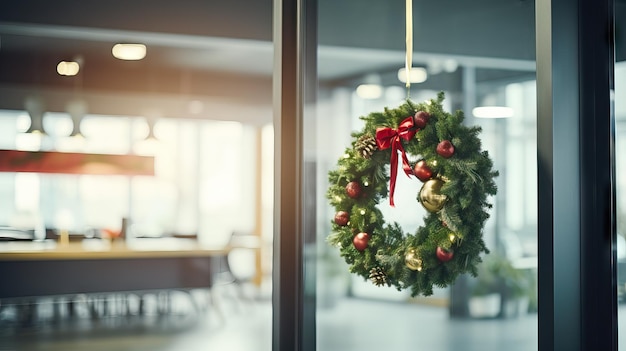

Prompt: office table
xmin=0 ymin=238 xmax=228 ymax=299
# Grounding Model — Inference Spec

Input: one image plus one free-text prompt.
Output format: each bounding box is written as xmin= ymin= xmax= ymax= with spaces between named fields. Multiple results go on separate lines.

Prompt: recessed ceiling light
xmin=188 ymin=100 xmax=205 ymax=114
xmin=472 ymin=106 xmax=514 ymax=118
xmin=57 ymin=61 xmax=80 ymax=76
xmin=112 ymin=43 xmax=147 ymax=60
xmin=356 ymin=84 xmax=383 ymax=99
xmin=397 ymin=67 xmax=428 ymax=84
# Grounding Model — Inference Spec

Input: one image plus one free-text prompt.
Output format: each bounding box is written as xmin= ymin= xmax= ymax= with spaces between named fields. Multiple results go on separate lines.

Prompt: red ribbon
xmin=375 ymin=116 xmax=418 ymax=207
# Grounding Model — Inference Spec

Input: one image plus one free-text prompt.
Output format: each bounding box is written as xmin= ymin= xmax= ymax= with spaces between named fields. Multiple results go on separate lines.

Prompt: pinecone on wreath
xmin=355 ymin=134 xmax=378 ymax=159
xmin=369 ymin=266 xmax=388 ymax=286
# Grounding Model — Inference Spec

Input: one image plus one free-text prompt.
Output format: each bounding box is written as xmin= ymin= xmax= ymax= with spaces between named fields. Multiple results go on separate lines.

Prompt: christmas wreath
xmin=326 ymin=92 xmax=498 ymax=296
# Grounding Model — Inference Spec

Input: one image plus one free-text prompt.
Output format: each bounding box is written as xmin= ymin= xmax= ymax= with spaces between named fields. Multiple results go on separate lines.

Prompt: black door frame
xmin=272 ymin=0 xmax=317 ymax=350
xmin=536 ymin=0 xmax=616 ymax=350
xmin=273 ymin=0 xmax=618 ymax=349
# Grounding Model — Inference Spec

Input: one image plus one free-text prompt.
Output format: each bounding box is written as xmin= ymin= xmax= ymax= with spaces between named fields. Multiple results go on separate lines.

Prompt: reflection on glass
xmin=0 ymin=2 xmax=274 ymax=350
xmin=616 ymin=60 xmax=626 ymax=350
xmin=316 ymin=70 xmax=538 ymax=350
xmin=315 ymin=1 xmax=537 ymax=349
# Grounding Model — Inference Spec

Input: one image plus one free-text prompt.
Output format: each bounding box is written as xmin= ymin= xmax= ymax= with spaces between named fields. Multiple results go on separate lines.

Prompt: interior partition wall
xmin=273 ymin=1 xmax=617 ymax=351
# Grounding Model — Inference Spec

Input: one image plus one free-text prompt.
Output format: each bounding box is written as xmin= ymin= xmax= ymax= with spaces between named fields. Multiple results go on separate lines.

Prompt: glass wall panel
xmin=617 ymin=59 xmax=626 ymax=350
xmin=0 ymin=2 xmax=273 ymax=350
xmin=314 ymin=1 xmax=537 ymax=350
xmin=616 ymin=2 xmax=626 ymax=348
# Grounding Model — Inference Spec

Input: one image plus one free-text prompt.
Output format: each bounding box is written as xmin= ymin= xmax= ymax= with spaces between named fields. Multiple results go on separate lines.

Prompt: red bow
xmin=375 ymin=116 xmax=418 ymax=207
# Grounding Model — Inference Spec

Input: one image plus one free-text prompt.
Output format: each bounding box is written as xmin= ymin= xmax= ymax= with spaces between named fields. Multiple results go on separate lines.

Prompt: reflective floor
xmin=13 ymin=292 xmax=626 ymax=351
xmin=0 ymin=288 xmax=272 ymax=351
xmin=0 ymin=287 xmax=545 ymax=351
xmin=318 ymin=300 xmax=537 ymax=351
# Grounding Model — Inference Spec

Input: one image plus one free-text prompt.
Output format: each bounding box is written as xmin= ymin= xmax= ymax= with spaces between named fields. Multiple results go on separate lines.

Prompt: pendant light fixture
xmin=24 ymin=96 xmax=46 ymax=134
xmin=66 ymin=99 xmax=88 ymax=137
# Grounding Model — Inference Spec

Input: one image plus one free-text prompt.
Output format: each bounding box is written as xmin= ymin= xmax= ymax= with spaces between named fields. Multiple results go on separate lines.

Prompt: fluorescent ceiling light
xmin=112 ymin=43 xmax=147 ymax=60
xmin=397 ymin=67 xmax=428 ymax=84
xmin=356 ymin=84 xmax=383 ymax=99
xmin=472 ymin=106 xmax=514 ymax=118
xmin=57 ymin=61 xmax=80 ymax=76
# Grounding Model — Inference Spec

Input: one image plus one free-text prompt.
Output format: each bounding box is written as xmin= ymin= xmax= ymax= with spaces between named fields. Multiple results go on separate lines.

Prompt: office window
xmin=0 ymin=111 xmax=258 ymax=245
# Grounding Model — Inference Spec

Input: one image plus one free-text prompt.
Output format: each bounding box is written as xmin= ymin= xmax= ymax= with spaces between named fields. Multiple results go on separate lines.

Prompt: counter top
xmin=0 ymin=238 xmax=227 ymax=261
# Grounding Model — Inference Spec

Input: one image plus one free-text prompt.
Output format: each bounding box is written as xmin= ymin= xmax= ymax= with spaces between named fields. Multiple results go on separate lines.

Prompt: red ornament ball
xmin=436 ymin=246 xmax=454 ymax=262
xmin=345 ymin=181 xmax=362 ymax=198
xmin=436 ymin=140 xmax=455 ymax=158
xmin=414 ymin=111 xmax=431 ymax=129
xmin=334 ymin=211 xmax=350 ymax=226
xmin=353 ymin=232 xmax=370 ymax=251
xmin=413 ymin=160 xmax=433 ymax=182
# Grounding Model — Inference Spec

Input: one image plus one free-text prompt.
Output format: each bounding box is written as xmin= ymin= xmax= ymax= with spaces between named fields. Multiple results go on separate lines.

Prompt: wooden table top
xmin=0 ymin=238 xmax=228 ymax=261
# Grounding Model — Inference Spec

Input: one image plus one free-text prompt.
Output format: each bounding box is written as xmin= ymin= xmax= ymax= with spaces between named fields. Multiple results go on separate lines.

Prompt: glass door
xmin=273 ymin=0 xmax=617 ymax=350
xmin=313 ymin=2 xmax=538 ymax=350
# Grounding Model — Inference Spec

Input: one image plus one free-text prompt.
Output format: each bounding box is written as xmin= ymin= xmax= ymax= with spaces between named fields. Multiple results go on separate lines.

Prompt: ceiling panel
xmin=0 ymin=0 xmax=623 ymax=123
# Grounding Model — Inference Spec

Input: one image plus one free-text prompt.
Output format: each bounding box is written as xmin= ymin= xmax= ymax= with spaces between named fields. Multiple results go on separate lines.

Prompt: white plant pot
xmin=469 ymin=293 xmax=501 ymax=318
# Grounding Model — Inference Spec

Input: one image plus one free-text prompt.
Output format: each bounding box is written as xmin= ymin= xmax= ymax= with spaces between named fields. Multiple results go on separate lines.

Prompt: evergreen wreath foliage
xmin=326 ymin=92 xmax=498 ymax=296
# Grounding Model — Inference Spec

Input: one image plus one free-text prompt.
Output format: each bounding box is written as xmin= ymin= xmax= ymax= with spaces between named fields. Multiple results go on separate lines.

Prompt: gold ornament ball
xmin=405 ymin=249 xmax=423 ymax=271
xmin=419 ymin=179 xmax=447 ymax=213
